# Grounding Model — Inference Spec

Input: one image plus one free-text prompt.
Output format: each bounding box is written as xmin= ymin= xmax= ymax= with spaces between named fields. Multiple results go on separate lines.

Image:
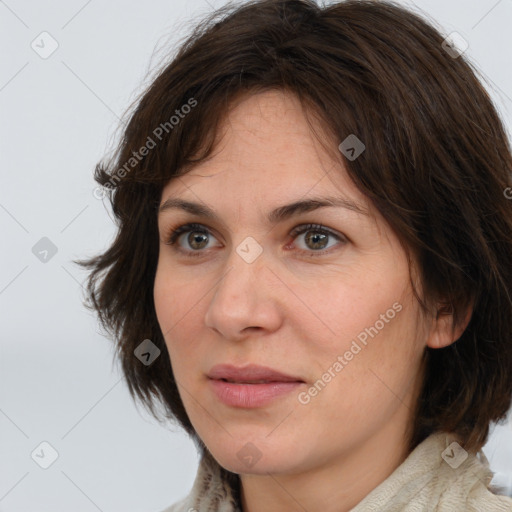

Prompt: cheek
xmin=302 ymin=270 xmax=420 ymax=387
xmin=153 ymin=261 xmax=196 ymax=333
xmin=302 ymin=250 xmax=405 ymax=331
xmin=153 ymin=264 xmax=206 ymax=371
xmin=304 ymin=276 xmax=403 ymax=347
xmin=153 ymin=268 xmax=174 ymax=335
xmin=311 ymin=301 xmax=424 ymax=431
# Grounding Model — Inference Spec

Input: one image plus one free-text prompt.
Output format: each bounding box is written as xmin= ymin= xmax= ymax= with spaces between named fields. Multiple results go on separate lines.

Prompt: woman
xmin=77 ymin=0 xmax=512 ymax=510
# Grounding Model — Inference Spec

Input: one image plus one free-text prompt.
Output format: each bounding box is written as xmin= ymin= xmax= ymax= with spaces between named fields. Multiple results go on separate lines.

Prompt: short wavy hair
xmin=77 ymin=0 xmax=512 ymax=454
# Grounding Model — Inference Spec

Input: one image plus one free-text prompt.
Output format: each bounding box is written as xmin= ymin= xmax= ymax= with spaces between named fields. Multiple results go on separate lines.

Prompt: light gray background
xmin=1 ymin=0 xmax=511 ymax=510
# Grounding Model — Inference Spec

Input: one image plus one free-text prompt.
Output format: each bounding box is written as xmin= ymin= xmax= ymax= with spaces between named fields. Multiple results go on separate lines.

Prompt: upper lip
xmin=207 ymin=364 xmax=304 ymax=383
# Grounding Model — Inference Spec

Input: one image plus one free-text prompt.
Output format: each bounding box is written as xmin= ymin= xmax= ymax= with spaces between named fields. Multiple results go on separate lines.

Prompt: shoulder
xmin=464 ymin=483 xmax=512 ymax=511
xmin=436 ymin=435 xmax=512 ymax=512
xmin=351 ymin=431 xmax=512 ymax=511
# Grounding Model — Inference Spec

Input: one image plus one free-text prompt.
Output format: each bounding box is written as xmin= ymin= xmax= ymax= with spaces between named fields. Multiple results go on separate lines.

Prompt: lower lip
xmin=208 ymin=379 xmax=303 ymax=408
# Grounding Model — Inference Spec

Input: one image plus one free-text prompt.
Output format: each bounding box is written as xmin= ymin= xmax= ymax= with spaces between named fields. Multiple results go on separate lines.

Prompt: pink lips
xmin=207 ymin=364 xmax=305 ymax=408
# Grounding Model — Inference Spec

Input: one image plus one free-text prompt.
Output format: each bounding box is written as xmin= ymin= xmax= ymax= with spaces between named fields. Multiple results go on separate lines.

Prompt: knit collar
xmin=171 ymin=431 xmax=512 ymax=512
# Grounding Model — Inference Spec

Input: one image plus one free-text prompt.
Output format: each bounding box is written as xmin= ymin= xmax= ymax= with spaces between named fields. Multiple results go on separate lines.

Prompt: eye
xmin=287 ymin=223 xmax=346 ymax=256
xmin=163 ymin=222 xmax=346 ymax=257
xmin=164 ymin=223 xmax=219 ymax=257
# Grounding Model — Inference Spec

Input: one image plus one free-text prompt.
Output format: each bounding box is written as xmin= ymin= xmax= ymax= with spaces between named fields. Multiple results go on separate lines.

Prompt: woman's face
xmin=154 ymin=89 xmax=432 ymax=476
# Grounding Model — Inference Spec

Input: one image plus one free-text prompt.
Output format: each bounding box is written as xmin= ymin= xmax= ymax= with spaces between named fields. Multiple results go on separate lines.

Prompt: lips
xmin=207 ymin=364 xmax=305 ymax=408
xmin=207 ymin=364 xmax=304 ymax=384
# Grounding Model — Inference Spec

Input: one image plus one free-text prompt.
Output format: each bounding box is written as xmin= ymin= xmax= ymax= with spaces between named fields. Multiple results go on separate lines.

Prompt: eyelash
xmin=163 ymin=222 xmax=346 ymax=258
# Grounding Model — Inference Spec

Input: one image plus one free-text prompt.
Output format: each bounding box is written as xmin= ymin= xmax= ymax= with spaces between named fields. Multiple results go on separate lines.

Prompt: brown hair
xmin=76 ymin=0 xmax=512 ymax=454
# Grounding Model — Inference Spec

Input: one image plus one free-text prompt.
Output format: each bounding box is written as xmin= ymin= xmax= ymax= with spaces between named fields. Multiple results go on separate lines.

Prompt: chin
xmin=217 ymin=454 xmax=291 ymax=475
xmin=206 ymin=438 xmax=300 ymax=475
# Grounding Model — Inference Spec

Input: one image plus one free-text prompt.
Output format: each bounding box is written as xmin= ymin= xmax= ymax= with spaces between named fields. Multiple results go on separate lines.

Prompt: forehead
xmin=161 ymin=90 xmax=367 ymax=209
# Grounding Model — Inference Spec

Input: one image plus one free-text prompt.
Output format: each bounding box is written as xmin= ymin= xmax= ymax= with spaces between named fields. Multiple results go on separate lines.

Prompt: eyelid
xmin=288 ymin=223 xmax=344 ymax=241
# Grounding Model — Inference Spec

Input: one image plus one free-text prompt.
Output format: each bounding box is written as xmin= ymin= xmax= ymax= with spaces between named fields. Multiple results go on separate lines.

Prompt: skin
xmin=154 ymin=90 xmax=469 ymax=512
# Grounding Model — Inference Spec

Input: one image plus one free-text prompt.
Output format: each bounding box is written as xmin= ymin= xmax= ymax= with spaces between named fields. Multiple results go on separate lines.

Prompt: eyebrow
xmin=158 ymin=195 xmax=370 ymax=224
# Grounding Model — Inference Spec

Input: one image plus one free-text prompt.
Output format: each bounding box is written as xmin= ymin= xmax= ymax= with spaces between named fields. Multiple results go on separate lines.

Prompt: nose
xmin=204 ymin=244 xmax=282 ymax=341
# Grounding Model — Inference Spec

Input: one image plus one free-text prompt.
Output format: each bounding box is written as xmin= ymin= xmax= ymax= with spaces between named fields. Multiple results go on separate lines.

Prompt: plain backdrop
xmin=1 ymin=0 xmax=512 ymax=510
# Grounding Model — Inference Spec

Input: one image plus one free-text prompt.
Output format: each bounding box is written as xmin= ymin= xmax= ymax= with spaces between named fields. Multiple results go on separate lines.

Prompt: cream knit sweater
xmin=161 ymin=431 xmax=512 ymax=511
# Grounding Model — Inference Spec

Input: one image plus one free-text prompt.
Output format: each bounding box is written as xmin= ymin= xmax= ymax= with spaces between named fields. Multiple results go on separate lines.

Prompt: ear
xmin=426 ymin=302 xmax=473 ymax=349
